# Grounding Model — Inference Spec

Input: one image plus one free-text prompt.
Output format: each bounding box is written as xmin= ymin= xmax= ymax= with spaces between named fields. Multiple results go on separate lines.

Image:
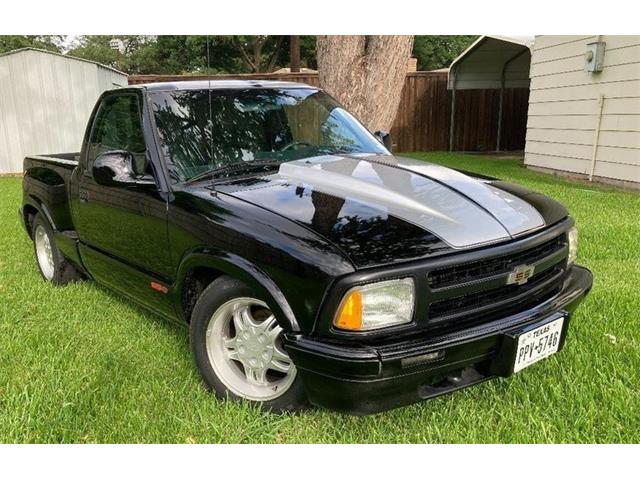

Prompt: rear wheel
xmin=31 ymin=213 xmax=83 ymax=285
xmin=190 ymin=276 xmax=307 ymax=412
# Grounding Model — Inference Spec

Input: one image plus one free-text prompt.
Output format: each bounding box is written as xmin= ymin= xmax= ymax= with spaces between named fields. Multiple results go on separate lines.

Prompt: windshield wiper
xmin=184 ymin=160 xmax=282 ymax=186
xmin=316 ymin=146 xmax=357 ymax=155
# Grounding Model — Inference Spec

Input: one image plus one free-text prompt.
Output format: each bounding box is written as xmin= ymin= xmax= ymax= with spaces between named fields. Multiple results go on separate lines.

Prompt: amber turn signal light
xmin=334 ymin=290 xmax=363 ymax=331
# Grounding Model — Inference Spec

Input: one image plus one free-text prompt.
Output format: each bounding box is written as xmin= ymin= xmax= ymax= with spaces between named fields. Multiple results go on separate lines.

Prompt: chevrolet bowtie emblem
xmin=506 ymin=264 xmax=535 ymax=285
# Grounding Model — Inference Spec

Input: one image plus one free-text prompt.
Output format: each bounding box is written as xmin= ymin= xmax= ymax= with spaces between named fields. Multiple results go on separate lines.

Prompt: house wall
xmin=524 ymin=35 xmax=640 ymax=184
xmin=0 ymin=50 xmax=127 ymax=174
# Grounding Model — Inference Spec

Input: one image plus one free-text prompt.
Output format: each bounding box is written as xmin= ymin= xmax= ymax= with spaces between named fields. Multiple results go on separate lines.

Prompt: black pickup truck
xmin=20 ymin=80 xmax=592 ymax=414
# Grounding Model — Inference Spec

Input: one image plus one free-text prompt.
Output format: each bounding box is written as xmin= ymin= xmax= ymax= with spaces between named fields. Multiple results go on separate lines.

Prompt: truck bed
xmin=26 ymin=152 xmax=80 ymax=166
xmin=22 ymin=152 xmax=79 ymax=233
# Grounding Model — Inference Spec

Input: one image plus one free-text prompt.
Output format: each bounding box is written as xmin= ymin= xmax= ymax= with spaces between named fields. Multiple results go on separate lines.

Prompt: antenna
xmin=207 ymin=35 xmax=213 ymax=169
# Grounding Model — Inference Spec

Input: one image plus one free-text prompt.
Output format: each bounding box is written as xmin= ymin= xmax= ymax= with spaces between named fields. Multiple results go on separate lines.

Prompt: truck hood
xmin=214 ymin=154 xmax=561 ymax=268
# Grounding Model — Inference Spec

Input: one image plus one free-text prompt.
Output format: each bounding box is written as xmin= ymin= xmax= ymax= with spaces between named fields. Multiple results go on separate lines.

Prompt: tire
xmin=190 ymin=275 xmax=307 ymax=413
xmin=31 ymin=213 xmax=83 ymax=286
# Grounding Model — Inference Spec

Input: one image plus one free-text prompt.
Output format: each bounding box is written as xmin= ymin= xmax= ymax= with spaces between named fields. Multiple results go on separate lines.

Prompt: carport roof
xmin=448 ymin=35 xmax=533 ymax=90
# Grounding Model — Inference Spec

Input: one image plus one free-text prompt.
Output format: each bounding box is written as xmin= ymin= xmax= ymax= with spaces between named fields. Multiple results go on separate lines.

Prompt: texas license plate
xmin=513 ymin=317 xmax=564 ymax=373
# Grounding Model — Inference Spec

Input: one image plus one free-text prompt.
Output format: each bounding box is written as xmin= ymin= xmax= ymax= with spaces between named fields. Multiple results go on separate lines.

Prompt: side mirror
xmin=374 ymin=130 xmax=393 ymax=151
xmin=92 ymin=151 xmax=154 ymax=187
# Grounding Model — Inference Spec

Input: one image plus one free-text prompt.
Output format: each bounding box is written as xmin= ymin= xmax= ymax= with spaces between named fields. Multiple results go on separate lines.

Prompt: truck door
xmin=72 ymin=91 xmax=174 ymax=317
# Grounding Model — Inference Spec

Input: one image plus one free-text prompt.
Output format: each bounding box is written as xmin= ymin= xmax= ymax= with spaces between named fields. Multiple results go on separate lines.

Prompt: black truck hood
xmin=214 ymin=154 xmax=566 ymax=268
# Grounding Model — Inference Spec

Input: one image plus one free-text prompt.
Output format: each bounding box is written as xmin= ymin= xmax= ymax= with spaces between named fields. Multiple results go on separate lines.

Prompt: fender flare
xmin=23 ymin=195 xmax=57 ymax=232
xmin=174 ymin=249 xmax=300 ymax=332
xmin=23 ymin=164 xmax=70 ymax=231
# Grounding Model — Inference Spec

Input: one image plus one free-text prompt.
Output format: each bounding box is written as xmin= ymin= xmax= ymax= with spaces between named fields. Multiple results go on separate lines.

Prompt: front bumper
xmin=283 ymin=265 xmax=593 ymax=414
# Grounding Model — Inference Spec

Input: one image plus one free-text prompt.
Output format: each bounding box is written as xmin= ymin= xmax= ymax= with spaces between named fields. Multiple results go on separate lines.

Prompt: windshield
xmin=149 ymin=87 xmax=388 ymax=182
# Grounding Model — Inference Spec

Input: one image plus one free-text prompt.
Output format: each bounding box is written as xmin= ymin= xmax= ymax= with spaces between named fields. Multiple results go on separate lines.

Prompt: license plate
xmin=513 ymin=317 xmax=564 ymax=373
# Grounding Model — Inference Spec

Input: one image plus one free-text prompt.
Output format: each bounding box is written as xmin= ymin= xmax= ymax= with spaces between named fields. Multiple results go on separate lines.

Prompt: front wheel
xmin=190 ymin=276 xmax=307 ymax=412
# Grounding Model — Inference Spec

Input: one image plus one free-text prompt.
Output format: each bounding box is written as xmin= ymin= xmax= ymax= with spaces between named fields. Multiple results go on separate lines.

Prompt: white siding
xmin=0 ymin=49 xmax=127 ymax=174
xmin=524 ymin=36 xmax=640 ymax=184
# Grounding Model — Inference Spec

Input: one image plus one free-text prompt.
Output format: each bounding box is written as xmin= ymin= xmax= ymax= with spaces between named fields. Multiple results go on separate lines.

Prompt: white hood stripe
xmin=393 ymin=159 xmax=545 ymax=236
xmin=278 ymin=157 xmax=512 ymax=249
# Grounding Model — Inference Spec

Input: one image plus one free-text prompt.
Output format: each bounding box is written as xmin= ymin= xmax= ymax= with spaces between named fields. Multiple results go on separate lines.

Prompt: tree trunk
xmin=316 ymin=35 xmax=413 ymax=132
xmin=252 ymin=37 xmax=264 ymax=72
xmin=290 ymin=35 xmax=301 ymax=72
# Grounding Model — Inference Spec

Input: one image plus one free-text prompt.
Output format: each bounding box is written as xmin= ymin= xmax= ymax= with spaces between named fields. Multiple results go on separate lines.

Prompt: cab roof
xmin=129 ymin=80 xmax=317 ymax=92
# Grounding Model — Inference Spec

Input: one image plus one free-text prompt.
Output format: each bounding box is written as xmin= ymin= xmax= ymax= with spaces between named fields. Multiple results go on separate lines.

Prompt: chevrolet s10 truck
xmin=20 ymin=81 xmax=592 ymax=414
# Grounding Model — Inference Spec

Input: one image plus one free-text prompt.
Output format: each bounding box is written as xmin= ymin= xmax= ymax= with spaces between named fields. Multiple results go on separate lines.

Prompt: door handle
xmin=79 ymin=190 xmax=89 ymax=203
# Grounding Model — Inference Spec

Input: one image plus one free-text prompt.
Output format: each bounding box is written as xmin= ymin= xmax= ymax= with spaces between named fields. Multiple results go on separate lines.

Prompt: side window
xmin=88 ymin=94 xmax=147 ymax=175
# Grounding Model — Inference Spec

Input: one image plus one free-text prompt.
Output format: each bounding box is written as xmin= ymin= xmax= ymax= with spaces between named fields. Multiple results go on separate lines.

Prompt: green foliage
xmin=66 ymin=35 xmax=126 ymax=70
xmin=66 ymin=35 xmax=157 ymax=74
xmin=65 ymin=35 xmax=312 ymax=75
xmin=0 ymin=35 xmax=63 ymax=55
xmin=260 ymin=35 xmax=318 ymax=70
xmin=300 ymin=35 xmax=318 ymax=69
xmin=3 ymin=35 xmax=476 ymax=75
xmin=412 ymin=35 xmax=477 ymax=70
xmin=147 ymin=36 xmax=238 ymax=74
xmin=1 ymin=154 xmax=638 ymax=443
xmin=225 ymin=35 xmax=285 ymax=73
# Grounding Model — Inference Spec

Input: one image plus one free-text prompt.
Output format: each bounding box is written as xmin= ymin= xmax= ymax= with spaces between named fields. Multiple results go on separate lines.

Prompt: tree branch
xmin=266 ymin=35 xmax=286 ymax=72
xmin=231 ymin=36 xmax=256 ymax=72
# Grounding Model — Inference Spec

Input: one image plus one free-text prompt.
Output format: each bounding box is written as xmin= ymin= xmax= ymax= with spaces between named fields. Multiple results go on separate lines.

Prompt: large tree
xmin=316 ymin=35 xmax=414 ymax=132
xmin=227 ymin=35 xmax=287 ymax=73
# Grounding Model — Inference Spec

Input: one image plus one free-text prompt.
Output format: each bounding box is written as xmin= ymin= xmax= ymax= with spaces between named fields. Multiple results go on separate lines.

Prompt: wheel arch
xmin=175 ymin=250 xmax=300 ymax=333
xmin=22 ymin=197 xmax=56 ymax=238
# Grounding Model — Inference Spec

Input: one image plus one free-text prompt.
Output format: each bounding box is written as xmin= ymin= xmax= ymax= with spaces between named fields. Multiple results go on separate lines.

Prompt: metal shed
xmin=447 ymin=35 xmax=534 ymax=151
xmin=0 ymin=48 xmax=127 ymax=174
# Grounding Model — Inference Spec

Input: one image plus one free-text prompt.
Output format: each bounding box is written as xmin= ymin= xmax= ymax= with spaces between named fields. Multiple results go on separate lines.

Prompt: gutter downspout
xmin=588 ymin=36 xmax=605 ymax=182
xmin=589 ymin=94 xmax=605 ymax=181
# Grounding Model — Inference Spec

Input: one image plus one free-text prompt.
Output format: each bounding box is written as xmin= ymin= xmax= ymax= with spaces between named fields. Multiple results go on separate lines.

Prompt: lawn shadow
xmin=90 ymin=282 xmax=188 ymax=342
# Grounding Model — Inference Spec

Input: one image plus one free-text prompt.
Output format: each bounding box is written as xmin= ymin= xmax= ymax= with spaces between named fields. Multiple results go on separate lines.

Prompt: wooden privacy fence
xmin=392 ymin=72 xmax=529 ymax=152
xmin=129 ymin=72 xmax=529 ymax=152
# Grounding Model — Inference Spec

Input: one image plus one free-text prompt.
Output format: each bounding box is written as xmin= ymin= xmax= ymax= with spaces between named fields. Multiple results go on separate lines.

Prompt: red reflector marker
xmin=150 ymin=281 xmax=168 ymax=294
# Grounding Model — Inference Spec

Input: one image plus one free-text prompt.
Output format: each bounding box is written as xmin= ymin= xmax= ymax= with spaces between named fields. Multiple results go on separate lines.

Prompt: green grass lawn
xmin=1 ymin=152 xmax=638 ymax=443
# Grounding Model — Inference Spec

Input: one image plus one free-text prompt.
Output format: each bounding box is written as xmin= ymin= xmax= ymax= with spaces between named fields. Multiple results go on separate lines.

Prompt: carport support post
xmin=497 ymin=81 xmax=504 ymax=152
xmin=497 ymin=48 xmax=530 ymax=153
xmin=449 ymin=69 xmax=457 ymax=152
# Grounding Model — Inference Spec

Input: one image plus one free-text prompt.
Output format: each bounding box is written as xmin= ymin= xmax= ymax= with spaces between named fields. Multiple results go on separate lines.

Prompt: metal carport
xmin=447 ymin=35 xmax=533 ymax=151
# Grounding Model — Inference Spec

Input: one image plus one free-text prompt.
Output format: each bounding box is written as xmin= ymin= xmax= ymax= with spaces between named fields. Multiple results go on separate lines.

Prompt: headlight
xmin=333 ymin=278 xmax=414 ymax=331
xmin=568 ymin=226 xmax=578 ymax=264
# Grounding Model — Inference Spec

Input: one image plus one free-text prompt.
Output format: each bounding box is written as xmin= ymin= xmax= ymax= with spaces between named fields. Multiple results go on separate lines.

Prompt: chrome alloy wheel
xmin=34 ymin=224 xmax=55 ymax=280
xmin=205 ymin=297 xmax=297 ymax=401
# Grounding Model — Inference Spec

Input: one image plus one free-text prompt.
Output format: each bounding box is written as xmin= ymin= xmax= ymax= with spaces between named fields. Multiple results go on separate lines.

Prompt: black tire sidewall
xmin=190 ymin=276 xmax=307 ymax=412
